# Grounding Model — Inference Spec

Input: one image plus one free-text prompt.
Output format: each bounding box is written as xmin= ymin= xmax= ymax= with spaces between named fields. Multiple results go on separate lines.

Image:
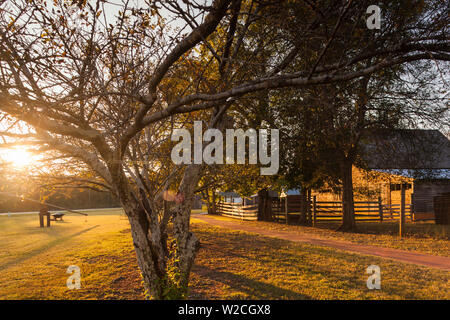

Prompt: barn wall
xmin=388 ymin=187 xmax=413 ymax=204
xmin=412 ymin=180 xmax=450 ymax=217
xmin=311 ymin=190 xmax=341 ymax=202
xmin=311 ymin=166 xmax=413 ymax=204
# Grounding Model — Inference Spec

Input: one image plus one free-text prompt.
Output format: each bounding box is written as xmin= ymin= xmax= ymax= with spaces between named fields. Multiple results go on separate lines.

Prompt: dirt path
xmin=193 ymin=214 xmax=450 ymax=271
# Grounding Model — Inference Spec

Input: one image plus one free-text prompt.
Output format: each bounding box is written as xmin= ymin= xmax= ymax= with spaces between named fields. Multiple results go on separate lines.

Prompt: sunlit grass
xmin=0 ymin=210 xmax=448 ymax=300
xmin=199 ymin=215 xmax=450 ymax=257
xmin=191 ymin=221 xmax=450 ymax=299
xmin=0 ymin=212 xmax=142 ymax=299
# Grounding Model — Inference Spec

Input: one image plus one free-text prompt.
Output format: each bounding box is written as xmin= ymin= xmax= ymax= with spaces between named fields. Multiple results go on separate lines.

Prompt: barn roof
xmin=250 ymin=190 xmax=280 ymax=197
xmin=218 ymin=191 xmax=241 ymax=198
xmin=362 ymin=129 xmax=450 ymax=169
xmin=374 ymin=169 xmax=450 ymax=180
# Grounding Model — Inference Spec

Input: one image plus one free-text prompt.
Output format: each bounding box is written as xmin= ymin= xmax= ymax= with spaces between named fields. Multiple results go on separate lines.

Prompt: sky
xmin=0 ymin=0 xmax=448 ymax=170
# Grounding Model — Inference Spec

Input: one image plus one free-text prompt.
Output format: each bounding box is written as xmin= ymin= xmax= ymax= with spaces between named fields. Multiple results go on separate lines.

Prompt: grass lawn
xmin=0 ymin=211 xmax=142 ymax=299
xmin=202 ymin=214 xmax=450 ymax=257
xmin=0 ymin=210 xmax=448 ymax=299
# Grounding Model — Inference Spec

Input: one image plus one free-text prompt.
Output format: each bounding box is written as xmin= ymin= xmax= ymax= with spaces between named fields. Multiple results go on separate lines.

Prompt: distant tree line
xmin=0 ymin=187 xmax=119 ymax=213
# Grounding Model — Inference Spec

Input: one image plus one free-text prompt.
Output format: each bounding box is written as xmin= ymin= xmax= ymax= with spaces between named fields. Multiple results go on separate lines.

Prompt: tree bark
xmin=205 ymin=189 xmax=217 ymax=214
xmin=119 ymin=192 xmax=167 ymax=299
xmin=257 ymin=189 xmax=272 ymax=221
xmin=338 ymin=159 xmax=356 ymax=231
xmin=112 ymin=159 xmax=202 ymax=299
xmin=126 ymin=210 xmax=165 ymax=299
xmin=171 ymin=164 xmax=202 ymax=295
xmin=211 ymin=191 xmax=217 ymax=214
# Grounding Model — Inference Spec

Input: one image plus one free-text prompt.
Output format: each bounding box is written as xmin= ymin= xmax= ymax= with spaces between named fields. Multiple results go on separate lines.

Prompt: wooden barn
xmin=362 ymin=129 xmax=450 ymax=221
xmin=310 ymin=129 xmax=450 ymax=221
xmin=411 ymin=177 xmax=450 ymax=220
xmin=215 ymin=129 xmax=449 ymax=224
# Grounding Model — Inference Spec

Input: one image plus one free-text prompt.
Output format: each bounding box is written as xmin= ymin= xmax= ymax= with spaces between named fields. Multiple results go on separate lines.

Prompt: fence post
xmin=39 ymin=212 xmax=44 ymax=228
xmin=306 ymin=199 xmax=311 ymax=225
xmin=399 ymin=184 xmax=406 ymax=238
xmin=284 ymin=197 xmax=288 ymax=225
xmin=307 ymin=189 xmax=312 ymax=225
xmin=378 ymin=196 xmax=383 ymax=223
xmin=312 ymin=196 xmax=317 ymax=227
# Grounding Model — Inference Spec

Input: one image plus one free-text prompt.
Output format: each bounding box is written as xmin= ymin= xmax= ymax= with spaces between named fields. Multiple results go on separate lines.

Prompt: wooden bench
xmin=51 ymin=212 xmax=65 ymax=221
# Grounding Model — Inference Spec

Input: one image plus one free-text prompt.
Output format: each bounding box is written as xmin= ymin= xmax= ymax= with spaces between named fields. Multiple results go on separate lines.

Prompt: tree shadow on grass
xmin=191 ymin=264 xmax=311 ymax=300
xmin=193 ymin=228 xmax=377 ymax=297
xmin=199 ymin=240 xmax=367 ymax=291
xmin=0 ymin=225 xmax=100 ymax=271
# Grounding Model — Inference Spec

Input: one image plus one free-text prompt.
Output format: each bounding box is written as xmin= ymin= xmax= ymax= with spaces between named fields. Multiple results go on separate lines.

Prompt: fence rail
xmin=381 ymin=204 xmax=413 ymax=221
xmin=216 ymin=202 xmax=258 ymax=220
xmin=218 ymin=198 xmax=414 ymax=223
xmin=271 ymin=198 xmax=413 ymax=224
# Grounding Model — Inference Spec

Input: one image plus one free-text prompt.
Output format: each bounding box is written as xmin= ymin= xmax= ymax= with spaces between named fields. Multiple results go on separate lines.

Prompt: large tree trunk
xmin=211 ymin=191 xmax=217 ymax=214
xmin=205 ymin=189 xmax=217 ymax=214
xmin=128 ymin=215 xmax=164 ymax=298
xmin=122 ymin=201 xmax=168 ymax=299
xmin=257 ymin=189 xmax=272 ymax=221
xmin=110 ymin=168 xmax=167 ymax=298
xmin=338 ymin=159 xmax=356 ymax=231
xmin=114 ymin=162 xmax=202 ymax=299
xmin=171 ymin=164 xmax=202 ymax=294
xmin=113 ymin=111 xmax=227 ymax=299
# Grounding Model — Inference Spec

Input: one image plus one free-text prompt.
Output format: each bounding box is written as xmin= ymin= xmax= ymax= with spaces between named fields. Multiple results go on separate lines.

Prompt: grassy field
xmin=0 ymin=210 xmax=448 ymax=300
xmin=204 ymin=215 xmax=450 ymax=257
xmin=0 ymin=210 xmax=142 ymax=299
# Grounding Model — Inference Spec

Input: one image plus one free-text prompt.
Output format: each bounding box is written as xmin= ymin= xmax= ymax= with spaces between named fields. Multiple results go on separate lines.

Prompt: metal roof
xmin=362 ymin=129 xmax=450 ymax=169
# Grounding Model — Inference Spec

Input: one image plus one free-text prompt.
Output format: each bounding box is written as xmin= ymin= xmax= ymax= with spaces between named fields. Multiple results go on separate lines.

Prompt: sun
xmin=0 ymin=147 xmax=33 ymax=168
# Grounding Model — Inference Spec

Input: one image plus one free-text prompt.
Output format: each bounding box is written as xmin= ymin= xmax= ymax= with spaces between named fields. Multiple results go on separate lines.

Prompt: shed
xmin=361 ymin=129 xmax=450 ymax=220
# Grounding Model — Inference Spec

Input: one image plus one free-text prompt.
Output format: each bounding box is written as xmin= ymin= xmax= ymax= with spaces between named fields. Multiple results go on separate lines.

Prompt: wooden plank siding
xmin=412 ymin=180 xmax=450 ymax=221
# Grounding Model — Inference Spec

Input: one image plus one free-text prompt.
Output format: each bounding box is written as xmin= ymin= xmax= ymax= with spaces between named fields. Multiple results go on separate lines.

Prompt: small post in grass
xmin=39 ymin=203 xmax=51 ymax=228
xmin=399 ymin=184 xmax=406 ymax=238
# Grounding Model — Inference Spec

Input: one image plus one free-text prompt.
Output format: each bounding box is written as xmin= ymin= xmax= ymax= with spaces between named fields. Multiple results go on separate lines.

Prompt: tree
xmin=0 ymin=0 xmax=448 ymax=297
xmin=252 ymin=0 xmax=450 ymax=230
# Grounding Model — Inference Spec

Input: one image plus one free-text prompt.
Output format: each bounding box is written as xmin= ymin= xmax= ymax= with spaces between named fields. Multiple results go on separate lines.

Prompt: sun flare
xmin=0 ymin=148 xmax=32 ymax=168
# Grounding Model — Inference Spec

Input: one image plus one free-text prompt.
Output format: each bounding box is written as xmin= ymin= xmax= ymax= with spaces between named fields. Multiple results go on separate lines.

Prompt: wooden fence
xmin=272 ymin=196 xmax=303 ymax=222
xmin=272 ymin=197 xmax=413 ymax=224
xmin=218 ymin=198 xmax=413 ymax=224
xmin=381 ymin=203 xmax=414 ymax=221
xmin=216 ymin=201 xmax=258 ymax=221
xmin=312 ymin=201 xmax=413 ymax=223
